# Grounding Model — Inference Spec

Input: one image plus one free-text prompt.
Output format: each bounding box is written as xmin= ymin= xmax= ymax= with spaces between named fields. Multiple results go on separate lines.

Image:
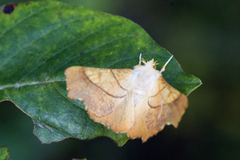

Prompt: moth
xmin=65 ymin=54 xmax=188 ymax=142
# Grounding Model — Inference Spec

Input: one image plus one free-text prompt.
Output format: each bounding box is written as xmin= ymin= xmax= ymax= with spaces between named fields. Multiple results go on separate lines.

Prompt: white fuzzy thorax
xmin=131 ymin=59 xmax=160 ymax=107
xmin=131 ymin=55 xmax=173 ymax=107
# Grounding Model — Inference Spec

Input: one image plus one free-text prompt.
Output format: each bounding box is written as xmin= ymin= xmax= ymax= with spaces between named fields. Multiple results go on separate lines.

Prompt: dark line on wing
xmin=148 ymin=93 xmax=181 ymax=109
xmin=147 ymin=86 xmax=166 ymax=108
xmin=147 ymin=86 xmax=179 ymax=109
xmin=152 ymin=86 xmax=166 ymax=98
xmin=110 ymin=70 xmax=129 ymax=91
xmin=83 ymin=69 xmax=128 ymax=98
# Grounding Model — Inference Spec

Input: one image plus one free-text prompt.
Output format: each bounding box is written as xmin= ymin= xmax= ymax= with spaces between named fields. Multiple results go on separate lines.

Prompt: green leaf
xmin=0 ymin=1 xmax=201 ymax=146
xmin=0 ymin=146 xmax=10 ymax=160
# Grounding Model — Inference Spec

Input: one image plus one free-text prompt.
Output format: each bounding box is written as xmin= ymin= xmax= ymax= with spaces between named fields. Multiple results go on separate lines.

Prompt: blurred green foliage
xmin=0 ymin=0 xmax=240 ymax=160
xmin=0 ymin=146 xmax=9 ymax=160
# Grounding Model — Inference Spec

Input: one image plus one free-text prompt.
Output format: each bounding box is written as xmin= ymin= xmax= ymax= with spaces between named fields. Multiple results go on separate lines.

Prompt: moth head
xmin=142 ymin=59 xmax=158 ymax=69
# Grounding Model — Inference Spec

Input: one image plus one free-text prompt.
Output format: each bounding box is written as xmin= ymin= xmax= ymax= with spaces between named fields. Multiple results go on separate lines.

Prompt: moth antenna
xmin=139 ymin=53 xmax=147 ymax=65
xmin=139 ymin=53 xmax=142 ymax=65
xmin=160 ymin=55 xmax=173 ymax=74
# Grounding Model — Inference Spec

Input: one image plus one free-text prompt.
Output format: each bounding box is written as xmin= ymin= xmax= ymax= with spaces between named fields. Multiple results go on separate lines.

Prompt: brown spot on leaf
xmin=80 ymin=52 xmax=84 ymax=55
xmin=134 ymin=34 xmax=138 ymax=36
xmin=3 ymin=3 xmax=18 ymax=14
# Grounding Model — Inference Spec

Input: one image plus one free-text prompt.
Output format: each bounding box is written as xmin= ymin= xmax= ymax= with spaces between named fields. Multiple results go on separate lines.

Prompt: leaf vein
xmin=46 ymin=23 xmax=134 ymax=78
xmin=0 ymin=5 xmax=56 ymax=39
xmin=0 ymin=14 xmax=97 ymax=70
xmin=0 ymin=79 xmax=65 ymax=90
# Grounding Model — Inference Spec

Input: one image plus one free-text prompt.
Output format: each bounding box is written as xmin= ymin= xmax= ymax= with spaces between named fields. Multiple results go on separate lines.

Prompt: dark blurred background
xmin=1 ymin=0 xmax=240 ymax=159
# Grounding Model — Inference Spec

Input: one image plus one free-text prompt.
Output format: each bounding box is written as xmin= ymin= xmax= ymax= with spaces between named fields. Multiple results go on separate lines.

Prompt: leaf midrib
xmin=0 ymin=79 xmax=65 ymax=90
